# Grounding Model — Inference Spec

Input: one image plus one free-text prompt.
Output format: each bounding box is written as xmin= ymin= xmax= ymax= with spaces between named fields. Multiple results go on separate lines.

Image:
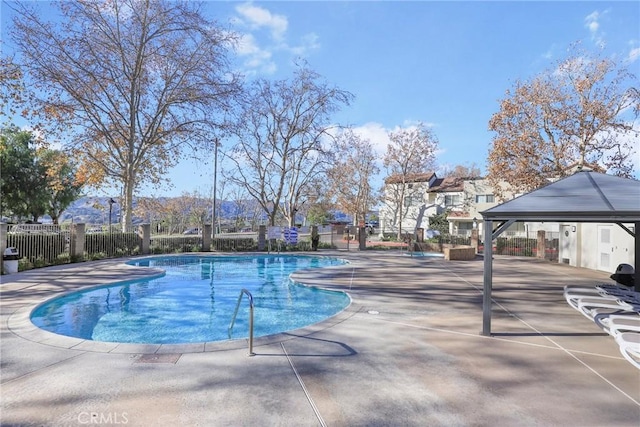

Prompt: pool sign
xmin=267 ymin=226 xmax=281 ymax=239
xmin=283 ymin=227 xmax=298 ymax=244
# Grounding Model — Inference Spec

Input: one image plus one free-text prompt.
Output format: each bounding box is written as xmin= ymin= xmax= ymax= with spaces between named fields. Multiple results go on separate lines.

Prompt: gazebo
xmin=480 ymin=171 xmax=640 ymax=336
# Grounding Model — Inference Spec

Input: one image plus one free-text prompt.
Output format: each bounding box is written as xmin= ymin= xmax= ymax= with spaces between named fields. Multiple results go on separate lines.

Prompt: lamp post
xmin=212 ymin=139 xmax=219 ymax=239
xmin=108 ymin=198 xmax=116 ymax=231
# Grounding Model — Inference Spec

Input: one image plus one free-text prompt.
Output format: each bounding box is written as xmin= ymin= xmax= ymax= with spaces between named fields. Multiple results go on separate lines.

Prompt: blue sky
xmin=3 ymin=1 xmax=640 ymax=197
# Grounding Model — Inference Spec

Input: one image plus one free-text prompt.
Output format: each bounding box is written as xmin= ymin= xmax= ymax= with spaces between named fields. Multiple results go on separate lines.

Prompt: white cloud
xmin=232 ymin=2 xmax=320 ymax=75
xmin=584 ymin=10 xmax=609 ymax=48
xmin=235 ymin=33 xmax=275 ymax=75
xmin=289 ymin=33 xmax=321 ymax=56
xmin=346 ymin=121 xmax=441 ymax=158
xmin=236 ymin=33 xmax=259 ymax=56
xmin=235 ymin=2 xmax=288 ymax=41
xmin=585 ymin=11 xmax=600 ymax=34
xmin=351 ymin=122 xmax=391 ymax=157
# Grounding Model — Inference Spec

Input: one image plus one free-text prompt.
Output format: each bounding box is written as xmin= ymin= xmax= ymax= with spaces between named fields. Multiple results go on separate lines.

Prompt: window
xmin=444 ymin=195 xmax=461 ymax=207
xmin=475 ymin=194 xmax=495 ymax=203
xmin=404 ymin=196 xmax=412 ymax=207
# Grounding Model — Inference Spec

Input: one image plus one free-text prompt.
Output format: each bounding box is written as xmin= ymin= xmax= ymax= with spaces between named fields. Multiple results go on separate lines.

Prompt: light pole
xmin=108 ymin=198 xmax=116 ymax=231
xmin=212 ymin=139 xmax=219 ymax=239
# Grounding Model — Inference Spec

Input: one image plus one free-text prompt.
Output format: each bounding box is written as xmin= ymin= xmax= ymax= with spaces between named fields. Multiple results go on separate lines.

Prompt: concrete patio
xmin=1 ymin=251 xmax=638 ymax=426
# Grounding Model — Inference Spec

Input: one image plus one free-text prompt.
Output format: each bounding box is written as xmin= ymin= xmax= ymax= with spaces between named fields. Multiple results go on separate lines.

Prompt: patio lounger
xmin=565 ymin=292 xmax=640 ymax=314
xmin=576 ymin=297 xmax=640 ymax=321
xmin=563 ymin=283 xmax=631 ymax=293
xmin=593 ymin=313 xmax=640 ymax=336
xmin=614 ymin=332 xmax=640 ymax=370
xmin=564 ymin=285 xmax=638 ymax=310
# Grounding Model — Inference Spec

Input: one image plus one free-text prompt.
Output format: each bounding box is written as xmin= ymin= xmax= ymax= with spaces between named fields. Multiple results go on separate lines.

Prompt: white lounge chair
xmin=576 ymin=297 xmax=640 ymax=321
xmin=564 ymin=285 xmax=638 ymax=310
xmin=593 ymin=313 xmax=640 ymax=336
xmin=614 ymin=332 xmax=640 ymax=370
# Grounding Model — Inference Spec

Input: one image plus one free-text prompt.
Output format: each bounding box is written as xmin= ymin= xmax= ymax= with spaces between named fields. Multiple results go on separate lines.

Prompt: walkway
xmin=1 ymin=251 xmax=638 ymax=426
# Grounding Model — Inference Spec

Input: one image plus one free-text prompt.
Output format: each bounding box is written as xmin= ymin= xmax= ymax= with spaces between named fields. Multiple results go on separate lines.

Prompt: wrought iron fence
xmin=436 ymin=234 xmax=471 ymax=246
xmin=481 ymin=231 xmax=559 ymax=261
xmin=6 ymin=223 xmax=70 ymax=268
xmin=150 ymin=222 xmax=203 ymax=254
xmin=3 ymin=222 xmax=560 ymax=273
xmin=85 ymin=224 xmax=142 ymax=260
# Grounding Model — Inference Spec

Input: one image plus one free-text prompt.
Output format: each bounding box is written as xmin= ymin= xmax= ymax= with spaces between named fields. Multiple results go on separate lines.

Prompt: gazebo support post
xmin=635 ymin=221 xmax=639 ymax=293
xmin=482 ymin=219 xmax=493 ymax=336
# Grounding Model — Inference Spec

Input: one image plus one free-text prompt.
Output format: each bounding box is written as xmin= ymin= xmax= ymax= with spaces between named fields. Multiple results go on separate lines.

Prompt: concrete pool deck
xmin=1 ymin=251 xmax=638 ymax=426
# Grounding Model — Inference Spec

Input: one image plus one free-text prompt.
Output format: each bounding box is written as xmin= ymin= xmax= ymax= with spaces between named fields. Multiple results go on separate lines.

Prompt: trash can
xmin=3 ymin=247 xmax=20 ymax=274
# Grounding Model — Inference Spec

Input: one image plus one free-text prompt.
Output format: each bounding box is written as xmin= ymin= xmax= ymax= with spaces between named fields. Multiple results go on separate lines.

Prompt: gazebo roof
xmin=481 ymin=171 xmax=640 ymax=223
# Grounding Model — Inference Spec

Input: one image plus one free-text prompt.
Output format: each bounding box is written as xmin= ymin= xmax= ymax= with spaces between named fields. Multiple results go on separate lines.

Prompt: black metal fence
xmin=2 ymin=223 xmax=338 ymax=272
xmin=481 ymin=231 xmax=559 ymax=262
xmin=2 ymin=223 xmax=560 ymax=273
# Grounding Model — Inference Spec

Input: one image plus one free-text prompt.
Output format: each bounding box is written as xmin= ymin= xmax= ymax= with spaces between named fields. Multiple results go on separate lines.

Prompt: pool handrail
xmin=228 ymin=288 xmax=255 ymax=356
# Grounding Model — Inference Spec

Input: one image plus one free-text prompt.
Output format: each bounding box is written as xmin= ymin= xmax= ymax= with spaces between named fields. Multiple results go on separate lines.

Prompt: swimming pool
xmin=30 ymin=255 xmax=350 ymax=344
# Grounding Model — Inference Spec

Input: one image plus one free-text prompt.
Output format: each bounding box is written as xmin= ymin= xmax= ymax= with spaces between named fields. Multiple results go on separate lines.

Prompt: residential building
xmin=379 ymin=173 xmax=504 ymax=237
xmin=379 ymin=172 xmax=441 ymax=236
xmin=379 ymin=170 xmax=635 ymax=274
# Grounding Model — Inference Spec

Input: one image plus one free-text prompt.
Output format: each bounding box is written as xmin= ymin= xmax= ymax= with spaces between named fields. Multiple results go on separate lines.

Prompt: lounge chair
xmin=614 ymin=332 xmax=640 ymax=370
xmin=564 ymin=286 xmax=638 ymax=310
xmin=593 ymin=313 xmax=640 ymax=336
xmin=575 ymin=296 xmax=640 ymax=321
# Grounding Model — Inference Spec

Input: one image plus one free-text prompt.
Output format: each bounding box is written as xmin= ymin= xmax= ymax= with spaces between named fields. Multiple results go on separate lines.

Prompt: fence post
xmin=471 ymin=228 xmax=479 ymax=254
xmin=70 ymin=223 xmax=86 ymax=260
xmin=202 ymin=224 xmax=212 ymax=252
xmin=258 ymin=225 xmax=266 ymax=251
xmin=138 ymin=224 xmax=150 ymax=255
xmin=537 ymin=230 xmax=545 ymax=259
xmin=0 ymin=223 xmax=7 ymax=274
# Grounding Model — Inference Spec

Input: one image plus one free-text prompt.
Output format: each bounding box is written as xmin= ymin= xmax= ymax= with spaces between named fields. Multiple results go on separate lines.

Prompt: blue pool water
xmin=31 ymin=255 xmax=350 ymax=344
xmin=406 ymin=252 xmax=444 ymax=258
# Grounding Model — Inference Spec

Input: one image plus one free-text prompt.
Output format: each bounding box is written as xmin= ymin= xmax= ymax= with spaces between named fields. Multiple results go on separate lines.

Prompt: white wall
xmin=564 ymin=223 xmax=635 ymax=273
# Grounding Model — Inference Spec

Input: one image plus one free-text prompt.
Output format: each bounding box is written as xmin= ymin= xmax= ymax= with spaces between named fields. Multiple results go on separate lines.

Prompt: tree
xmin=182 ymin=191 xmax=211 ymax=228
xmin=39 ymin=149 xmax=85 ymax=224
xmin=382 ymin=122 xmax=439 ymax=239
xmin=488 ymin=46 xmax=639 ymax=199
xmin=133 ymin=197 xmax=166 ymax=225
xmin=227 ymin=65 xmax=353 ymax=227
xmin=326 ymin=129 xmax=379 ymax=226
xmin=0 ymin=127 xmax=82 ymax=223
xmin=428 ymin=210 xmax=450 ymax=235
xmin=305 ymin=203 xmax=335 ymax=226
xmin=294 ymin=176 xmax=336 ymax=226
xmin=440 ymin=163 xmax=482 ymax=178
xmin=0 ymin=127 xmax=49 ymax=221
xmin=0 ymin=57 xmax=35 ymax=128
xmin=8 ymin=0 xmax=242 ymax=230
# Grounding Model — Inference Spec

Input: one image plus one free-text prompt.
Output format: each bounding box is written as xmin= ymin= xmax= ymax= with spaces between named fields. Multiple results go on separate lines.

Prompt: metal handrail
xmin=228 ymin=288 xmax=255 ymax=356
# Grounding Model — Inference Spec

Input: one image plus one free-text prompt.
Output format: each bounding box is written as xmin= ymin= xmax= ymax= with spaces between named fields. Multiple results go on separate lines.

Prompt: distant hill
xmin=26 ymin=196 xmax=351 ymax=225
xmin=50 ymin=196 xmax=352 ymax=225
xmin=51 ymin=196 xmax=241 ymax=225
